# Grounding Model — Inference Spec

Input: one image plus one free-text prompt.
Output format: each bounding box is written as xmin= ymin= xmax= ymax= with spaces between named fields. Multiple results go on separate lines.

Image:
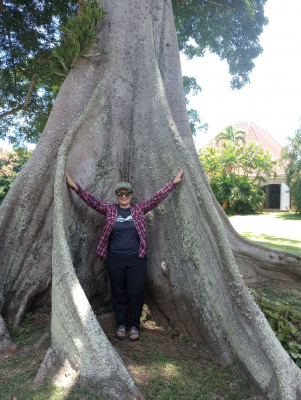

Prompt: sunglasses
xmin=116 ymin=191 xmax=132 ymax=197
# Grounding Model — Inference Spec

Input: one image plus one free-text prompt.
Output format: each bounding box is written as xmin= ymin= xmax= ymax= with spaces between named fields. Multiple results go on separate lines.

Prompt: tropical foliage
xmin=215 ymin=125 xmax=246 ymax=146
xmin=199 ymin=127 xmax=275 ymax=214
xmin=281 ymin=127 xmax=301 ymax=214
xmin=251 ymin=289 xmax=301 ymax=368
xmin=0 ymin=148 xmax=33 ymax=205
xmin=50 ymin=1 xmax=107 ymax=83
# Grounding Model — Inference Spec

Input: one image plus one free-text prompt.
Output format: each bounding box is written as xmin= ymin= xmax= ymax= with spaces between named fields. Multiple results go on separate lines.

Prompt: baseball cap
xmin=115 ymin=182 xmax=133 ymax=192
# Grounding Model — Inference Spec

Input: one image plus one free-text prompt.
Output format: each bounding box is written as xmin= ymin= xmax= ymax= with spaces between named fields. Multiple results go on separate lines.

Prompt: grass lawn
xmin=0 ymin=312 xmax=257 ymax=400
xmin=229 ymin=212 xmax=301 ymax=255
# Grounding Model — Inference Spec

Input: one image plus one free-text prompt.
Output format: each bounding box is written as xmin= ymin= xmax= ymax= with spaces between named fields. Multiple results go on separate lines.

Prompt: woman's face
xmin=116 ymin=188 xmax=133 ymax=208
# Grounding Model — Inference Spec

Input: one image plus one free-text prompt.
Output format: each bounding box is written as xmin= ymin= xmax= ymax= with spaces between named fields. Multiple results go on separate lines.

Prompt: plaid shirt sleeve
xmin=73 ymin=183 xmax=110 ymax=215
xmin=138 ymin=180 xmax=178 ymax=214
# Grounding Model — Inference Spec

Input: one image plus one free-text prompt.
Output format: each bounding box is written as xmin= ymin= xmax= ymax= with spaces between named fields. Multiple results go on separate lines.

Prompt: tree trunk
xmin=212 ymin=193 xmax=301 ymax=285
xmin=0 ymin=0 xmax=301 ymax=398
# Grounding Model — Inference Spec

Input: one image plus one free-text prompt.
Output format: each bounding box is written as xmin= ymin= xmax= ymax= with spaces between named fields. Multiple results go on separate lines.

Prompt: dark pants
xmin=106 ymin=252 xmax=147 ymax=327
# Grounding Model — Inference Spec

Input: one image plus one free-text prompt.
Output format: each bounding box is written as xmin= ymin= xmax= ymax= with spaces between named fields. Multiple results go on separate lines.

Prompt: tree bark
xmin=0 ymin=0 xmax=301 ymax=398
xmin=212 ymin=193 xmax=301 ymax=284
xmin=0 ymin=314 xmax=18 ymax=358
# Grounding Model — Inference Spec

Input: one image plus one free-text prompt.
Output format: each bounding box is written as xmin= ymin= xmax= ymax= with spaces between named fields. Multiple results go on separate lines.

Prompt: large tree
xmin=1 ymin=0 xmax=301 ymax=399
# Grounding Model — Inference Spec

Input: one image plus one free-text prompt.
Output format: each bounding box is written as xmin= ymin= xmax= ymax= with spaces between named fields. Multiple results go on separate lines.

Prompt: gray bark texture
xmin=1 ymin=0 xmax=301 ymax=398
xmin=212 ymin=194 xmax=301 ymax=285
xmin=0 ymin=314 xmax=18 ymax=358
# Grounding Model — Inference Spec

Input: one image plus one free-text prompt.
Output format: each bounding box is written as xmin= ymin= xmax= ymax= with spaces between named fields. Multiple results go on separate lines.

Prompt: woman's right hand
xmin=65 ymin=172 xmax=78 ymax=191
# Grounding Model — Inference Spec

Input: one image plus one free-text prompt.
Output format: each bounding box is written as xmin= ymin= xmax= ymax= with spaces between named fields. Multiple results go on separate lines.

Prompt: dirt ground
xmin=2 ymin=278 xmax=301 ymax=399
xmin=0 ymin=308 xmax=262 ymax=400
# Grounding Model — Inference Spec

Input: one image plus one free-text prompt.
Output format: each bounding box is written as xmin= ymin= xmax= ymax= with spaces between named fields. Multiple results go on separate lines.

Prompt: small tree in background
xmin=200 ymin=133 xmax=275 ymax=214
xmin=281 ymin=127 xmax=301 ymax=213
xmin=0 ymin=148 xmax=33 ymax=204
xmin=216 ymin=125 xmax=246 ymax=146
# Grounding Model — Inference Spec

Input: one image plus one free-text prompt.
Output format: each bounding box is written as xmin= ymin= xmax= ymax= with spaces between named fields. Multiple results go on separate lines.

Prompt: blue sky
xmin=181 ymin=0 xmax=301 ymax=150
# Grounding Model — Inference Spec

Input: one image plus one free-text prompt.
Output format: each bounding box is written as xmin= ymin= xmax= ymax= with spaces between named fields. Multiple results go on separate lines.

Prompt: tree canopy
xmin=0 ymin=0 xmax=77 ymax=145
xmin=173 ymin=0 xmax=268 ymax=89
xmin=0 ymin=0 xmax=268 ymax=146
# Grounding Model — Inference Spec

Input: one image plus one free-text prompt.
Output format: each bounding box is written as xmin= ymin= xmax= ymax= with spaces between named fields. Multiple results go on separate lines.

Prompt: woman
xmin=66 ymin=170 xmax=183 ymax=341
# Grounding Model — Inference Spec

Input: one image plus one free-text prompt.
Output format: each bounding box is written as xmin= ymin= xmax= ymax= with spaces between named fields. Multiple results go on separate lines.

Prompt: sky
xmin=1 ymin=0 xmax=300 ymax=152
xmin=181 ymin=0 xmax=301 ymax=150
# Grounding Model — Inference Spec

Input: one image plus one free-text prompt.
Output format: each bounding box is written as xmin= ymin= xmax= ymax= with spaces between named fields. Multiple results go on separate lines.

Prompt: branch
xmin=174 ymin=0 xmax=223 ymax=5
xmin=78 ymin=0 xmax=86 ymax=18
xmin=0 ymin=74 xmax=37 ymax=119
xmin=0 ymin=105 xmax=24 ymax=119
xmin=0 ymin=54 xmax=53 ymax=120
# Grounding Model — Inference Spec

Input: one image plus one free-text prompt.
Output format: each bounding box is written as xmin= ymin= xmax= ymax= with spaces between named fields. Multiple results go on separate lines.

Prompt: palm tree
xmin=215 ymin=125 xmax=246 ymax=146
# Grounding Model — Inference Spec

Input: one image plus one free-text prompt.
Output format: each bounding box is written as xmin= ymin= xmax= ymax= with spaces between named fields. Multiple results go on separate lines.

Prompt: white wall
xmin=280 ymin=182 xmax=290 ymax=210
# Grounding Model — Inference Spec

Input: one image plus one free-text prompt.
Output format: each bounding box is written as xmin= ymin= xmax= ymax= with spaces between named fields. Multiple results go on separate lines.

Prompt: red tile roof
xmin=202 ymin=122 xmax=286 ymax=176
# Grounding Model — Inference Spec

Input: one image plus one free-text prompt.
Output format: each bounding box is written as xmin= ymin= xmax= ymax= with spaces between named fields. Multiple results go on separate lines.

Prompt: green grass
xmin=0 ymin=373 xmax=104 ymax=400
xmin=0 ymin=341 xmax=100 ymax=400
xmin=241 ymin=233 xmax=301 ymax=254
xmin=275 ymin=213 xmax=301 ymax=221
xmin=0 ymin=313 xmax=258 ymax=400
xmin=132 ymin=349 xmax=252 ymax=400
xmin=8 ymin=312 xmax=47 ymax=347
xmin=0 ymin=346 xmax=117 ymax=400
xmin=229 ymin=212 xmax=301 ymax=254
xmin=112 ymin=326 xmax=257 ymax=400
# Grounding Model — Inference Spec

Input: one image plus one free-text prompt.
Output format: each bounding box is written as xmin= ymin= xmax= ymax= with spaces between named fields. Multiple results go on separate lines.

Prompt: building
xmin=202 ymin=122 xmax=290 ymax=211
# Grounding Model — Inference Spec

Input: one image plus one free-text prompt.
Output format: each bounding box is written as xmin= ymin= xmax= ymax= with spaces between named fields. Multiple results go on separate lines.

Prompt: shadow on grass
xmin=242 ymin=233 xmax=301 ymax=255
xmin=274 ymin=213 xmax=301 ymax=221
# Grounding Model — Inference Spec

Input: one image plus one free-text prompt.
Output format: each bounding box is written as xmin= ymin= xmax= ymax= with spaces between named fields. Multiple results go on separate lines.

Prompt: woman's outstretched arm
xmin=65 ymin=171 xmax=110 ymax=215
xmin=65 ymin=172 xmax=78 ymax=191
xmin=173 ymin=169 xmax=184 ymax=184
xmin=139 ymin=169 xmax=184 ymax=214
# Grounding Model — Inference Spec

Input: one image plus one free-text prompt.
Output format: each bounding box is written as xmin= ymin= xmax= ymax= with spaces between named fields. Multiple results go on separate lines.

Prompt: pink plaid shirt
xmin=73 ymin=180 xmax=177 ymax=258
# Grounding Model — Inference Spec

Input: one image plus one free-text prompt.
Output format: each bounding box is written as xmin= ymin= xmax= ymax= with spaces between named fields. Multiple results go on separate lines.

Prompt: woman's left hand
xmin=173 ymin=169 xmax=184 ymax=184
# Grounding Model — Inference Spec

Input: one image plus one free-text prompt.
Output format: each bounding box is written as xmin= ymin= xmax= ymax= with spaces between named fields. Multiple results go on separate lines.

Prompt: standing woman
xmin=66 ymin=170 xmax=183 ymax=341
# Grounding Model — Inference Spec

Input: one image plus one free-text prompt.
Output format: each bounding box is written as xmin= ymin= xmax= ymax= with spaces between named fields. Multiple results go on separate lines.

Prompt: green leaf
xmin=289 ymin=352 xmax=300 ymax=360
xmin=280 ymin=326 xmax=292 ymax=334
xmin=270 ymin=312 xmax=280 ymax=320
xmin=277 ymin=333 xmax=286 ymax=342
xmin=50 ymin=2 xmax=107 ymax=81
xmin=289 ymin=323 xmax=298 ymax=335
